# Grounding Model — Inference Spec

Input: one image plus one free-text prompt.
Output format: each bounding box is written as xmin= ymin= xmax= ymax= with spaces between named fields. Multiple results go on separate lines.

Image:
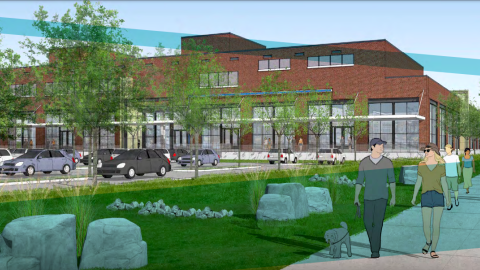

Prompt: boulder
xmin=265 ymin=183 xmax=309 ymax=219
xmin=227 ymin=210 xmax=233 ymax=217
xmin=207 ymin=211 xmax=215 ymax=218
xmin=157 ymin=209 xmax=166 ymax=215
xmin=0 ymin=256 xmax=40 ymax=270
xmin=189 ymin=208 xmax=196 ymax=215
xmin=220 ymin=209 xmax=228 ymax=216
xmin=197 ymin=214 xmax=207 ymax=219
xmin=203 ymin=206 xmax=211 ymax=213
xmin=166 ymin=213 xmax=175 ymax=218
xmin=125 ymin=203 xmax=134 ymax=210
xmin=213 ymin=212 xmax=223 ymax=218
xmin=79 ymin=218 xmax=147 ymax=270
xmin=118 ymin=203 xmax=126 ymax=210
xmin=132 ymin=201 xmax=139 ymax=208
xmin=139 ymin=202 xmax=144 ymax=208
xmin=113 ymin=198 xmax=122 ymax=206
xmin=256 ymin=194 xmax=295 ymax=221
xmin=172 ymin=205 xmax=179 ymax=212
xmin=305 ymin=187 xmax=333 ymax=213
xmin=138 ymin=208 xmax=150 ymax=216
xmin=1 ymin=214 xmax=77 ymax=270
xmin=157 ymin=199 xmax=164 ymax=205
xmin=106 ymin=202 xmax=118 ymax=211
xmin=175 ymin=210 xmax=184 ymax=217
xmin=399 ymin=165 xmax=418 ymax=185
xmin=183 ymin=211 xmax=192 ymax=217
xmin=164 ymin=206 xmax=171 ymax=213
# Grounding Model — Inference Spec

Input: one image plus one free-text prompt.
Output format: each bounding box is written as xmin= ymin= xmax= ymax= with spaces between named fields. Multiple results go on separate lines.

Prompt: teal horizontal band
xmin=1 ymin=17 xmax=479 ymax=76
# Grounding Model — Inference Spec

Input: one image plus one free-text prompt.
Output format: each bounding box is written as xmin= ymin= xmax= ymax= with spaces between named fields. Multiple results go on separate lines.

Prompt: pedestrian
xmin=52 ymin=139 xmax=56 ymax=149
xmin=348 ymin=136 xmax=352 ymax=150
xmin=267 ymin=138 xmax=271 ymax=150
xmin=137 ymin=139 xmax=141 ymax=149
xmin=443 ymin=144 xmax=460 ymax=208
xmin=29 ymin=139 xmax=33 ymax=149
xmin=462 ymin=148 xmax=475 ymax=194
xmin=411 ymin=143 xmax=451 ymax=259
xmin=264 ymin=137 xmax=268 ymax=150
xmin=355 ymin=138 xmax=396 ymax=259
xmin=298 ymin=138 xmax=303 ymax=152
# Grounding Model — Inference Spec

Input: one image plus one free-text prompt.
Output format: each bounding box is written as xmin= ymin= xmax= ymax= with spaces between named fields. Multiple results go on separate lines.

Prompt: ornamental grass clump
xmin=244 ymin=168 xmax=271 ymax=214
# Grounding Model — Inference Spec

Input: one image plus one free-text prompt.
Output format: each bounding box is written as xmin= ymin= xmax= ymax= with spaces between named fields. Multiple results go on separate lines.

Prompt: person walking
xmin=29 ymin=139 xmax=33 ymax=149
xmin=52 ymin=139 xmax=56 ymax=149
xmin=298 ymin=138 xmax=303 ymax=152
xmin=264 ymin=137 xmax=268 ymax=150
xmin=267 ymin=138 xmax=271 ymax=150
xmin=443 ymin=144 xmax=461 ymax=208
xmin=355 ymin=138 xmax=396 ymax=259
xmin=462 ymin=148 xmax=475 ymax=194
xmin=411 ymin=143 xmax=451 ymax=259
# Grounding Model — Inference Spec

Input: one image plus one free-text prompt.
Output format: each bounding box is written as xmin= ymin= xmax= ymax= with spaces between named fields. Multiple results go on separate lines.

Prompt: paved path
xmin=284 ymin=175 xmax=480 ymax=270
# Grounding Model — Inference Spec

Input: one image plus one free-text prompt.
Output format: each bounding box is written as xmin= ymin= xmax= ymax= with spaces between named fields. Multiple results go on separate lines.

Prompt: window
xmin=52 ymin=150 xmax=64 ymax=158
xmin=202 ymin=125 xmax=220 ymax=149
xmin=138 ymin=151 xmax=148 ymax=159
xmin=332 ymin=50 xmax=342 ymax=54
xmin=147 ymin=150 xmax=159 ymax=159
xmin=200 ymin=72 xmax=238 ymax=88
xmin=258 ymin=59 xmax=290 ymax=71
xmin=230 ymin=57 xmax=239 ymax=61
xmin=294 ymin=52 xmax=304 ymax=56
xmin=263 ymin=55 xmax=272 ymax=59
xmin=45 ymin=83 xmax=54 ymax=96
xmin=11 ymin=84 xmax=37 ymax=97
xmin=430 ymin=102 xmax=437 ymax=145
xmin=308 ymin=54 xmax=354 ymax=68
xmin=40 ymin=151 xmax=51 ymax=158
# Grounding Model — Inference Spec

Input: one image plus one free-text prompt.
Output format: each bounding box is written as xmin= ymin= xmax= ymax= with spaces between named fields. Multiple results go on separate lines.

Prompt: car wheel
xmin=157 ymin=165 xmax=167 ymax=177
xmin=125 ymin=167 xmax=136 ymax=179
xmin=136 ymin=173 xmax=145 ymax=176
xmin=293 ymin=157 xmax=297 ymax=164
xmin=75 ymin=158 xmax=79 ymax=164
xmin=269 ymin=161 xmax=275 ymax=164
xmin=181 ymin=164 xmax=187 ymax=167
xmin=83 ymin=163 xmax=88 ymax=166
xmin=43 ymin=171 xmax=52 ymax=174
xmin=212 ymin=159 xmax=218 ymax=166
xmin=318 ymin=161 xmax=324 ymax=165
xmin=6 ymin=173 xmax=15 ymax=176
xmin=284 ymin=158 xmax=287 ymax=164
xmin=24 ymin=166 xmax=35 ymax=176
xmin=60 ymin=164 xmax=71 ymax=174
xmin=102 ymin=175 xmax=112 ymax=178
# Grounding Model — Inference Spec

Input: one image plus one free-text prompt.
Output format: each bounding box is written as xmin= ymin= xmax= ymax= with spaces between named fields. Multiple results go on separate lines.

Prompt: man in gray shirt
xmin=355 ymin=138 xmax=396 ymax=258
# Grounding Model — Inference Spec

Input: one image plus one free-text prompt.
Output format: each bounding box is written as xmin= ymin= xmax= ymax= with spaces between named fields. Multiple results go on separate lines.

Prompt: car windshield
xmin=65 ymin=150 xmax=74 ymax=154
xmin=114 ymin=149 xmax=142 ymax=160
xmin=319 ymin=149 xmax=331 ymax=153
xmin=269 ymin=149 xmax=279 ymax=153
xmin=18 ymin=150 xmax=42 ymax=159
xmin=113 ymin=149 xmax=127 ymax=154
xmin=0 ymin=150 xmax=10 ymax=156
xmin=13 ymin=149 xmax=25 ymax=153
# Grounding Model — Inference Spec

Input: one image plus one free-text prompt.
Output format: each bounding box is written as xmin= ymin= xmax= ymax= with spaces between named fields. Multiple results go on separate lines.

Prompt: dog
xmin=324 ymin=221 xmax=352 ymax=258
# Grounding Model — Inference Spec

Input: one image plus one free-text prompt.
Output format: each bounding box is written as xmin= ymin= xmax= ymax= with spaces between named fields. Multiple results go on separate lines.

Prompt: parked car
xmin=154 ymin=149 xmax=171 ymax=161
xmin=11 ymin=148 xmax=28 ymax=159
xmin=177 ymin=149 xmax=220 ymax=167
xmin=0 ymin=149 xmax=13 ymax=166
xmin=80 ymin=148 xmax=114 ymax=166
xmin=267 ymin=148 xmax=298 ymax=164
xmin=0 ymin=149 xmax=76 ymax=176
xmin=168 ymin=148 xmax=189 ymax=162
xmin=111 ymin=149 xmax=128 ymax=159
xmin=97 ymin=149 xmax=171 ymax=179
xmin=317 ymin=148 xmax=346 ymax=165
xmin=64 ymin=149 xmax=82 ymax=164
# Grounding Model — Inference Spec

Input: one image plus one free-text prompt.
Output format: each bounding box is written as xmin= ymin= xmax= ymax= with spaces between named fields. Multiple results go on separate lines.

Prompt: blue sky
xmin=1 ymin=1 xmax=479 ymax=102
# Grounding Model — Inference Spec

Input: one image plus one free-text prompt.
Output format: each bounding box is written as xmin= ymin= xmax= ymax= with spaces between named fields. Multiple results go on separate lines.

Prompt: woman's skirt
xmin=463 ymin=167 xmax=473 ymax=189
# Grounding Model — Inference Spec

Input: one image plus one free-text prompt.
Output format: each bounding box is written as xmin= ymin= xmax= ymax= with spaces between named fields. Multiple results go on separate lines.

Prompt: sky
xmin=0 ymin=1 xmax=479 ymax=103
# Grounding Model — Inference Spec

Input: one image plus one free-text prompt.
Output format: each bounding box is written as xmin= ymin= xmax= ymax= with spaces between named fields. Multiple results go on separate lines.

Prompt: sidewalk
xmin=283 ymin=175 xmax=480 ymax=270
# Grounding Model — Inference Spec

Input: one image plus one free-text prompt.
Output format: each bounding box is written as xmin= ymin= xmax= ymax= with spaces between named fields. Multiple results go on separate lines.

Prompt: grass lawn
xmin=0 ymin=156 xmax=479 ymax=270
xmin=174 ymin=165 xmax=258 ymax=171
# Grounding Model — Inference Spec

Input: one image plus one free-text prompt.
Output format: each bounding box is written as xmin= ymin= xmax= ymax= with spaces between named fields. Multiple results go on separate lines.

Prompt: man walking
xmin=355 ymin=138 xmax=396 ymax=258
xmin=443 ymin=144 xmax=460 ymax=209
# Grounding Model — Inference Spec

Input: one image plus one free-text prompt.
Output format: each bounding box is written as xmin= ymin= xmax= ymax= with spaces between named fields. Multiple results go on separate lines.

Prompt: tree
xmin=20 ymin=1 xmax=156 ymax=185
xmin=157 ymin=38 xmax=224 ymax=179
xmin=254 ymin=72 xmax=302 ymax=170
xmin=466 ymin=102 xmax=480 ymax=154
xmin=440 ymin=92 xmax=467 ymax=155
xmin=0 ymin=28 xmax=37 ymax=144
xmin=343 ymin=92 xmax=369 ymax=161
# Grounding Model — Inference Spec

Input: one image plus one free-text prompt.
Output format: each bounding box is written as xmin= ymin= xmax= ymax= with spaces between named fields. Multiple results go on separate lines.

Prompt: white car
xmin=154 ymin=149 xmax=171 ymax=161
xmin=0 ymin=149 xmax=14 ymax=166
xmin=267 ymin=148 xmax=298 ymax=164
xmin=317 ymin=148 xmax=346 ymax=165
xmin=11 ymin=148 xmax=28 ymax=159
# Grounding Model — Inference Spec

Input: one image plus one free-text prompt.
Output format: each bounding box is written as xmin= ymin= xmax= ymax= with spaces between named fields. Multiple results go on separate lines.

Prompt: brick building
xmin=3 ymin=32 xmax=473 ymax=152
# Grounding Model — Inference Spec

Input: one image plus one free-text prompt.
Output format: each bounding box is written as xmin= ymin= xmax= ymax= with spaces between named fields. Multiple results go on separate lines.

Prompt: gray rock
xmin=197 ymin=209 xmax=202 ymax=213
xmin=207 ymin=211 xmax=215 ymax=218
xmin=305 ymin=187 xmax=333 ymax=213
xmin=2 ymin=214 xmax=77 ymax=270
xmin=132 ymin=201 xmax=139 ymax=208
xmin=118 ymin=203 xmax=126 ymax=210
xmin=79 ymin=218 xmax=148 ymax=270
xmin=138 ymin=208 xmax=150 ymax=216
xmin=319 ymin=177 xmax=327 ymax=182
xmin=152 ymin=202 xmax=158 ymax=208
xmin=125 ymin=203 xmax=134 ymax=210
xmin=139 ymin=202 xmax=144 ymax=208
xmin=157 ymin=208 xmax=166 ymax=215
xmin=189 ymin=208 xmax=196 ymax=215
xmin=213 ymin=212 xmax=223 ymax=218
xmin=157 ymin=199 xmax=164 ymax=205
xmin=227 ymin=210 xmax=233 ymax=217
xmin=114 ymin=198 xmax=122 ymax=206
xmin=166 ymin=213 xmax=175 ymax=218
xmin=203 ymin=206 xmax=211 ymax=213
xmin=172 ymin=205 xmax=179 ymax=211
xmin=266 ymin=183 xmax=309 ymax=219
xmin=164 ymin=206 xmax=171 ymax=213
xmin=0 ymin=256 xmax=40 ymax=270
xmin=220 ymin=209 xmax=228 ymax=216
xmin=197 ymin=214 xmax=207 ymax=219
xmin=159 ymin=203 xmax=166 ymax=209
xmin=256 ymin=194 xmax=295 ymax=221
xmin=175 ymin=210 xmax=184 ymax=217
xmin=183 ymin=211 xmax=192 ymax=217
xmin=106 ymin=203 xmax=118 ymax=211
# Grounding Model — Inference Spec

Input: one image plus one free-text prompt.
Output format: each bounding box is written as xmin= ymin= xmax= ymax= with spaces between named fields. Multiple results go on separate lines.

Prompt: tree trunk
xmin=92 ymin=128 xmax=99 ymax=186
xmin=316 ymin=135 xmax=320 ymax=165
xmin=354 ymin=135 xmax=357 ymax=162
xmin=194 ymin=133 xmax=199 ymax=179
xmin=189 ymin=132 xmax=193 ymax=170
xmin=277 ymin=133 xmax=282 ymax=171
xmin=238 ymin=131 xmax=241 ymax=168
xmin=88 ymin=128 xmax=93 ymax=178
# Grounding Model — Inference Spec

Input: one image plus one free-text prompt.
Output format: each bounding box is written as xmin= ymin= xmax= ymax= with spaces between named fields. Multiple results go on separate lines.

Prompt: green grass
xmin=175 ymin=165 xmax=257 ymax=171
xmin=0 ymin=158 xmax=446 ymax=270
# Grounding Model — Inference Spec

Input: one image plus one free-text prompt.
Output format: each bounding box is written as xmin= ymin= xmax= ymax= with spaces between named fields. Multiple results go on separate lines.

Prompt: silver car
xmin=0 ymin=149 xmax=76 ymax=176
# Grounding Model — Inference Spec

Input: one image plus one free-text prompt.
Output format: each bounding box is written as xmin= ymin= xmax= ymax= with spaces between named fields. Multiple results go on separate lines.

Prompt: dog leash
xmin=355 ymin=203 xmax=361 ymax=219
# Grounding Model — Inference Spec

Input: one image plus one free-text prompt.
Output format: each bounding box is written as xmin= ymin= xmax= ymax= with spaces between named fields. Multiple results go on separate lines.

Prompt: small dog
xmin=324 ymin=221 xmax=352 ymax=258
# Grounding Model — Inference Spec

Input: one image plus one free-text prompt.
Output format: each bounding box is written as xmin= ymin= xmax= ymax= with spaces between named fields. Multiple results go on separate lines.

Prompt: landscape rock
xmin=305 ymin=187 xmax=333 ymax=213
xmin=266 ymin=183 xmax=309 ymax=219
xmin=132 ymin=201 xmax=139 ymax=208
xmin=175 ymin=210 xmax=184 ymax=217
xmin=106 ymin=203 xmax=118 ymax=211
xmin=203 ymin=206 xmax=211 ymax=213
xmin=189 ymin=208 xmax=196 ymax=215
xmin=183 ymin=211 xmax=192 ymax=217
xmin=1 ymin=214 xmax=77 ymax=270
xmin=213 ymin=212 xmax=223 ymax=218
xmin=166 ymin=213 xmax=175 ymax=218
xmin=139 ymin=202 xmax=144 ymax=208
xmin=227 ymin=210 xmax=233 ymax=217
xmin=256 ymin=194 xmax=295 ymax=221
xmin=125 ymin=203 xmax=134 ymax=210
xmin=220 ymin=209 xmax=228 ymax=216
xmin=79 ymin=218 xmax=147 ymax=270
xmin=157 ymin=209 xmax=166 ymax=215
xmin=207 ymin=211 xmax=215 ymax=218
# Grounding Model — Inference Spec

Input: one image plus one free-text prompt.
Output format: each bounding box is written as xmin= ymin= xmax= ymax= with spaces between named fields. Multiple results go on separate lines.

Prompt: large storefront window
xmin=202 ymin=125 xmax=220 ymax=149
xmin=308 ymin=104 xmax=331 ymax=149
xmin=82 ymin=128 xmax=115 ymax=150
xmin=253 ymin=106 xmax=274 ymax=150
xmin=145 ymin=112 xmax=171 ymax=149
xmin=220 ymin=108 xmax=240 ymax=149
xmin=10 ymin=116 xmax=36 ymax=149
xmin=369 ymin=100 xmax=419 ymax=150
xmin=46 ymin=114 xmax=60 ymax=149
xmin=430 ymin=101 xmax=437 ymax=145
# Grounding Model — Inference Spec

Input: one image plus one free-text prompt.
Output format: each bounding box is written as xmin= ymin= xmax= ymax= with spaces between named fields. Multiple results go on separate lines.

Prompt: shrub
xmin=244 ymin=169 xmax=271 ymax=214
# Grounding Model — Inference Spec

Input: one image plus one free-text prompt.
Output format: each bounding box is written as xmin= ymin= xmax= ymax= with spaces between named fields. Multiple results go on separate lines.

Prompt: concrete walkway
xmin=284 ymin=175 xmax=480 ymax=270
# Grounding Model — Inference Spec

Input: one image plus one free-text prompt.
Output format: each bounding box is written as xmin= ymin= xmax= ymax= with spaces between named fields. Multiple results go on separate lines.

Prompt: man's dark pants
xmin=363 ymin=199 xmax=387 ymax=255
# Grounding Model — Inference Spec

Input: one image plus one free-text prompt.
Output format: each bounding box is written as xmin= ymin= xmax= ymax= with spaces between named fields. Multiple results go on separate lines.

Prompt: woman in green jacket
xmin=462 ymin=148 xmax=475 ymax=194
